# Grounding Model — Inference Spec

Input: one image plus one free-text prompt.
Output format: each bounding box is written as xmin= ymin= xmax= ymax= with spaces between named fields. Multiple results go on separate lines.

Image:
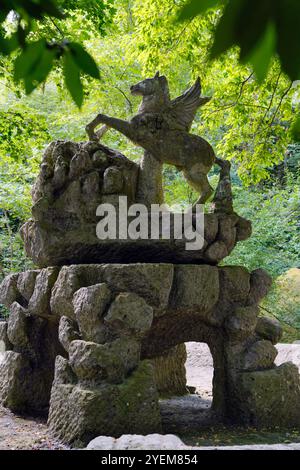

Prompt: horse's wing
xmin=168 ymin=77 xmax=211 ymax=131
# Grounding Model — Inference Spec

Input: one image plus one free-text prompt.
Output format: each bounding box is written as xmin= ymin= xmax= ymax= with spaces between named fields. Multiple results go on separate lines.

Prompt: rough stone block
xmin=225 ymin=306 xmax=258 ymax=341
xmin=0 ymin=351 xmax=31 ymax=411
xmin=7 ymin=302 xmax=29 ymax=350
xmin=220 ymin=266 xmax=250 ymax=303
xmin=0 ymin=321 xmax=12 ymax=352
xmin=105 ymin=292 xmax=153 ymax=336
xmin=17 ymin=270 xmax=39 ymax=303
xmin=103 ymin=167 xmax=124 ymax=194
xmin=233 ymin=363 xmax=300 ymax=427
xmin=242 ymin=340 xmax=278 ymax=371
xmin=171 ymin=265 xmax=219 ymax=320
xmin=48 ymin=360 xmax=161 ymax=447
xmin=256 ymin=316 xmax=283 ymax=344
xmin=73 ymin=283 xmax=111 ymax=342
xmin=29 ymin=267 xmax=60 ymax=318
xmin=101 ymin=264 xmax=174 ymax=312
xmin=58 ymin=316 xmax=80 ymax=352
xmin=0 ymin=273 xmax=20 ymax=307
xmin=69 ymin=338 xmax=140 ymax=384
xmin=248 ymin=269 xmax=272 ymax=305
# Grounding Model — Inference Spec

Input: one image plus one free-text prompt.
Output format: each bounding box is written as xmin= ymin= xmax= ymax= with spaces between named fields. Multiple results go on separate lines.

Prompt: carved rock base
xmin=1 ymin=263 xmax=300 ymax=446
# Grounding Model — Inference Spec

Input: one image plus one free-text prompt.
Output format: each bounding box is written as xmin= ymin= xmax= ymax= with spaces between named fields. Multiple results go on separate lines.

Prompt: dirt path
xmin=0 ymin=406 xmax=67 ymax=450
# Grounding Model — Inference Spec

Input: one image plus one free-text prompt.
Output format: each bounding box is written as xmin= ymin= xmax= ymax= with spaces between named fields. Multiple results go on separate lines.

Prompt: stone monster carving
xmin=86 ymin=72 xmax=218 ymax=206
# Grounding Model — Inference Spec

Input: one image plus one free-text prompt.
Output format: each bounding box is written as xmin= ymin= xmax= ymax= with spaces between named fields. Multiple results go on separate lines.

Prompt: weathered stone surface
xmin=225 ymin=306 xmax=258 ymax=341
xmin=28 ymin=267 xmax=60 ymax=318
xmin=6 ymin=302 xmax=29 ymax=351
xmin=105 ymin=292 xmax=153 ymax=336
xmin=50 ymin=265 xmax=89 ymax=319
xmin=0 ymin=351 xmax=31 ymax=411
xmin=48 ymin=361 xmax=161 ymax=446
xmin=53 ymin=355 xmax=77 ymax=385
xmin=87 ymin=433 xmax=186 ymax=450
xmin=256 ymin=317 xmax=283 ymax=344
xmin=58 ymin=316 xmax=80 ymax=352
xmin=217 ymin=215 xmax=238 ymax=252
xmin=248 ymin=269 xmax=272 ymax=305
xmin=69 ymin=150 xmax=92 ymax=179
xmin=171 ymin=265 xmax=219 ymax=322
xmin=101 ymin=264 xmax=174 ymax=312
xmin=151 ymin=344 xmax=187 ymax=397
xmin=235 ymin=216 xmax=252 ymax=242
xmin=0 ymin=321 xmax=11 ymax=352
xmin=103 ymin=167 xmax=124 ymax=194
xmin=203 ymin=214 xmax=218 ymax=243
xmin=242 ymin=340 xmax=277 ymax=371
xmin=69 ymin=338 xmax=140 ymax=384
xmin=204 ymin=241 xmax=228 ymax=263
xmin=17 ymin=270 xmax=39 ymax=303
xmin=220 ymin=266 xmax=250 ymax=303
xmin=73 ymin=283 xmax=111 ymax=342
xmin=232 ymin=363 xmax=300 ymax=427
xmin=0 ymin=274 xmax=20 ymax=307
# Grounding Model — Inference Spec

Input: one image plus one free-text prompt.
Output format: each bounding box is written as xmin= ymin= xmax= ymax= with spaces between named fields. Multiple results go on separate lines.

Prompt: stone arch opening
xmin=141 ymin=312 xmax=228 ymax=424
xmin=185 ymin=342 xmax=213 ymax=403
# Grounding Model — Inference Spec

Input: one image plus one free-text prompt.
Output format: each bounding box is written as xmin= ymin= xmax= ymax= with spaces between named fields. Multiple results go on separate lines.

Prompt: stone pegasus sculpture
xmin=86 ymin=72 xmax=218 ymax=206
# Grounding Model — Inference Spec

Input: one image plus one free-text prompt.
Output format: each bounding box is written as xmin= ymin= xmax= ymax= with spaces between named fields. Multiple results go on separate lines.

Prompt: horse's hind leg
xmin=183 ymin=167 xmax=214 ymax=206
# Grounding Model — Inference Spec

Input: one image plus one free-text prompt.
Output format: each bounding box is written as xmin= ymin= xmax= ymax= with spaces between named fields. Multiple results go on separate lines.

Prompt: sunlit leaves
xmin=0 ymin=0 xmax=103 ymax=107
xmin=178 ymin=0 xmax=300 ymax=82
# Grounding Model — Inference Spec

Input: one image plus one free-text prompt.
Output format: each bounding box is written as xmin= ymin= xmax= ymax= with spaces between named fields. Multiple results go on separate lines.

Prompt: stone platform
xmin=20 ymin=140 xmax=251 ymax=267
xmin=1 ymin=263 xmax=300 ymax=447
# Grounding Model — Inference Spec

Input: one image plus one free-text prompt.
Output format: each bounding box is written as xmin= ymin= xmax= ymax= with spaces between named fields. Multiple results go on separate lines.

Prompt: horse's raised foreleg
xmin=86 ymin=114 xmax=135 ymax=142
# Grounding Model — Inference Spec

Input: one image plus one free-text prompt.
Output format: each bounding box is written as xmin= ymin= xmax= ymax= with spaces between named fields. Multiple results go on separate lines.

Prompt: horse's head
xmin=130 ymin=72 xmax=169 ymax=98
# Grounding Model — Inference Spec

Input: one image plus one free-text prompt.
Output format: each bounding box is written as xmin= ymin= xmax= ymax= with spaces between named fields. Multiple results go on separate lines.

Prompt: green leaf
xmin=63 ymin=51 xmax=83 ymax=108
xmin=23 ymin=47 xmax=56 ymax=94
xmin=69 ymin=42 xmax=100 ymax=79
xmin=16 ymin=0 xmax=64 ymax=20
xmin=0 ymin=28 xmax=19 ymax=55
xmin=242 ymin=22 xmax=276 ymax=83
xmin=274 ymin=0 xmax=300 ymax=80
xmin=177 ymin=0 xmax=220 ymax=21
xmin=14 ymin=39 xmax=46 ymax=80
xmin=210 ymin=0 xmax=244 ymax=59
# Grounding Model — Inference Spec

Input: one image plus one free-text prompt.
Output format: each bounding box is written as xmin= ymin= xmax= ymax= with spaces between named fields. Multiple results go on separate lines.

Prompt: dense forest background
xmin=0 ymin=0 xmax=299 ymax=339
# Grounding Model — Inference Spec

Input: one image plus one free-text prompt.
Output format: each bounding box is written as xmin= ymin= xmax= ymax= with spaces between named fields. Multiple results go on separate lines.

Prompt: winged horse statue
xmin=86 ymin=72 xmax=218 ymax=206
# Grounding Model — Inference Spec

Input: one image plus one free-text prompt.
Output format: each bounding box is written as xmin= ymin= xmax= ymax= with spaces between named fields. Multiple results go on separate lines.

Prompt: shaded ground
xmin=182 ymin=426 xmax=300 ymax=448
xmin=0 ymin=406 xmax=67 ymax=450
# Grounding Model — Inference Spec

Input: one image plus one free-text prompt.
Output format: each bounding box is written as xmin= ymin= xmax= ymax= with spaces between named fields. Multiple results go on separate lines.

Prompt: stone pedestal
xmin=1 ymin=262 xmax=299 ymax=446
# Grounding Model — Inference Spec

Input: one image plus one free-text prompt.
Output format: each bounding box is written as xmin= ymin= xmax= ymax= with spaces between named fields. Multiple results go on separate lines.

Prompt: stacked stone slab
xmin=0 ymin=140 xmax=300 ymax=447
